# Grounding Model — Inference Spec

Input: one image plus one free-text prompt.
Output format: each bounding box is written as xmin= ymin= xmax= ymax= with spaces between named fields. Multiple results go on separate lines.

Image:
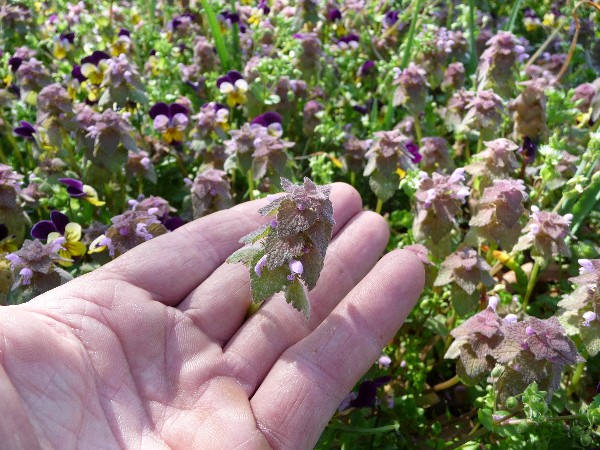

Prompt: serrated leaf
xmin=580 ymin=321 xmax=600 ymax=357
xmin=240 ymin=223 xmax=270 ymax=245
xmin=369 ymin=169 xmax=399 ymax=203
xmin=276 ymin=204 xmax=317 ymax=237
xmin=227 ymin=245 xmax=263 ymax=265
xmin=299 ymin=247 xmax=325 ymax=290
xmin=305 ymin=220 xmax=333 ymax=257
xmin=450 ymin=285 xmax=480 ymax=317
xmin=249 ymin=261 xmax=289 ymax=304
xmin=264 ymin=233 xmax=305 ymax=269
xmin=456 ymin=346 xmax=491 ymax=385
xmin=285 ymin=278 xmax=310 ymax=318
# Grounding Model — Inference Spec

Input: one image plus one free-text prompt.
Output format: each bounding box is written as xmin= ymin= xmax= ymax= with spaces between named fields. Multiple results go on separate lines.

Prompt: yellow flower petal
xmin=64 ymin=222 xmax=82 ymax=242
xmin=65 ymin=240 xmax=86 ymax=258
xmin=83 ymin=185 xmax=106 ymax=206
xmin=89 ymin=235 xmax=108 ymax=254
xmin=47 ymin=232 xmax=62 ymax=242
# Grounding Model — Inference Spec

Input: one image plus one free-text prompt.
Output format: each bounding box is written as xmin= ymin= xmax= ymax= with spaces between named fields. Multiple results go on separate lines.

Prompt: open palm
xmin=0 ymin=183 xmax=424 ymax=449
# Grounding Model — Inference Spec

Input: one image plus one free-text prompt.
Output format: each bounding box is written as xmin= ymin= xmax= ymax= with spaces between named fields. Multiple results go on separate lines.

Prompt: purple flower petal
xmin=169 ymin=102 xmax=189 ymax=118
xmin=227 ymin=70 xmax=243 ymax=83
xmin=8 ymin=56 xmax=23 ymax=72
xmin=164 ymin=216 xmax=184 ymax=231
xmin=31 ymin=220 xmax=58 ymax=240
xmin=72 ymin=65 xmax=86 ymax=82
xmin=149 ymin=102 xmax=170 ymax=119
xmin=251 ymin=111 xmax=282 ymax=127
xmin=59 ymin=178 xmax=86 ymax=197
xmin=13 ymin=121 xmax=36 ymax=138
xmin=50 ymin=210 xmax=69 ymax=235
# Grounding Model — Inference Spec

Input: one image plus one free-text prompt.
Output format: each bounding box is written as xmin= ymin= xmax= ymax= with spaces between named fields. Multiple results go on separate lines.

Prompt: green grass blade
xmin=200 ymin=0 xmax=230 ymax=71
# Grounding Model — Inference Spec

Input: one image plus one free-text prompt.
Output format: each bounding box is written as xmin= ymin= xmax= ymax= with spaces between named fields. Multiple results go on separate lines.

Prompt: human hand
xmin=0 ymin=183 xmax=424 ymax=449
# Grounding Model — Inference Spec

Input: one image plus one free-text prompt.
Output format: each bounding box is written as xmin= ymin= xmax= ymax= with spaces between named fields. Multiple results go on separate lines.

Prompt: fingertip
xmin=378 ymin=249 xmax=426 ymax=312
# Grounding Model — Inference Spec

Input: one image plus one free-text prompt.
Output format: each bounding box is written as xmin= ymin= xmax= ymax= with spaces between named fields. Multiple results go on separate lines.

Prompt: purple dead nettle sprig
xmin=445 ymin=301 xmax=584 ymax=403
xmin=90 ymin=209 xmax=168 ymax=258
xmin=465 ymin=138 xmax=520 ymax=185
xmin=364 ymin=129 xmax=416 ymax=203
xmin=441 ymin=62 xmax=466 ymax=93
xmin=460 ymin=89 xmax=505 ymax=141
xmin=188 ymin=168 xmax=233 ymax=219
xmin=466 ymin=179 xmax=528 ymax=251
xmin=557 ymin=259 xmax=600 ymax=356
xmin=513 ymin=206 xmax=573 ymax=264
xmin=98 ymin=53 xmax=147 ymax=107
xmin=35 ymin=83 xmax=77 ymax=147
xmin=442 ymin=88 xmax=476 ymax=133
xmin=14 ymin=58 xmax=52 ymax=101
xmin=419 ymin=137 xmax=454 ymax=174
xmin=412 ymin=168 xmax=469 ymax=253
xmin=193 ymin=102 xmax=229 ymax=139
xmin=476 ymin=31 xmax=528 ymax=97
xmin=392 ymin=62 xmax=428 ymax=117
xmin=294 ymin=32 xmax=322 ymax=74
xmin=227 ymin=178 xmax=334 ymax=317
xmin=5 ymin=238 xmax=73 ymax=296
xmin=434 ymin=246 xmax=495 ymax=315
xmin=341 ymin=134 xmax=372 ymax=175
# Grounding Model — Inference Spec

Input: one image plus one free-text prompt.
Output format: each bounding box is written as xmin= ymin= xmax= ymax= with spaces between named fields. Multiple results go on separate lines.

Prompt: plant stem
xmin=570 ymin=362 xmax=585 ymax=391
xmin=433 ymin=374 xmax=459 ymax=392
xmin=525 ymin=26 xmax=562 ymax=70
xmin=413 ymin=115 xmax=423 ymax=145
xmin=350 ymin=171 xmax=356 ymax=187
xmin=522 ymin=259 xmax=541 ymax=311
xmin=375 ymin=198 xmax=383 ymax=214
xmin=467 ymin=0 xmax=477 ymax=74
xmin=400 ymin=0 xmax=423 ymax=69
xmin=446 ymin=0 xmax=453 ymax=30
xmin=247 ymin=169 xmax=255 ymax=200
xmin=505 ymin=0 xmax=524 ymax=33
xmin=476 ymin=135 xmax=484 ymax=154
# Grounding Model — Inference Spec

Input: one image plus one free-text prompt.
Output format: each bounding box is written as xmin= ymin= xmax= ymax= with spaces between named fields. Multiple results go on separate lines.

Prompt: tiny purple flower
xmin=378 ymin=355 xmax=392 ymax=369
xmin=582 ymin=311 xmax=596 ymax=327
xmin=255 ymin=254 xmax=267 ymax=277
xmin=19 ymin=267 xmax=33 ymax=285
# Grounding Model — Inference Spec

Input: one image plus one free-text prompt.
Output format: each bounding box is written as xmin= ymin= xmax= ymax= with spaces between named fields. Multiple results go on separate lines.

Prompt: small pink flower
xmin=254 ymin=255 xmax=267 ymax=277
xmin=582 ymin=311 xmax=596 ymax=327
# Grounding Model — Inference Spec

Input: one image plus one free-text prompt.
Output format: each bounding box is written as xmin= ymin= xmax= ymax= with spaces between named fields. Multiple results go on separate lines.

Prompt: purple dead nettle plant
xmin=513 ymin=206 xmax=573 ymax=264
xmin=91 ymin=209 xmax=168 ymax=258
xmin=445 ymin=300 xmax=584 ymax=403
xmin=442 ymin=88 xmax=476 ymax=133
xmin=192 ymin=103 xmax=229 ymax=138
xmin=392 ymin=62 xmax=428 ymax=117
xmin=83 ymin=108 xmax=138 ymax=172
xmin=460 ymin=89 xmax=505 ymax=141
xmin=99 ymin=54 xmax=147 ymax=107
xmin=303 ymin=100 xmax=324 ymax=135
xmin=5 ymin=238 xmax=73 ymax=300
xmin=466 ymin=179 xmax=528 ymax=251
xmin=0 ymin=164 xmax=25 ymax=239
xmin=441 ymin=62 xmax=466 ymax=93
xmin=558 ymin=259 xmax=600 ymax=357
xmin=434 ymin=245 xmax=495 ymax=315
xmin=510 ymin=79 xmax=549 ymax=143
xmin=188 ymin=168 xmax=233 ymax=219
xmin=295 ymin=32 xmax=322 ymax=74
xmin=342 ymin=134 xmax=372 ymax=175
xmin=14 ymin=58 xmax=52 ymax=101
xmin=126 ymin=150 xmax=156 ymax=183
xmin=35 ymin=83 xmax=77 ymax=147
xmin=419 ymin=137 xmax=454 ymax=174
xmin=465 ymin=138 xmax=520 ymax=186
xmin=412 ymin=168 xmax=469 ymax=256
xmin=476 ymin=31 xmax=528 ymax=98
xmin=571 ymin=82 xmax=596 ymax=113
xmin=364 ymin=129 xmax=416 ymax=203
xmin=227 ymin=178 xmax=334 ymax=317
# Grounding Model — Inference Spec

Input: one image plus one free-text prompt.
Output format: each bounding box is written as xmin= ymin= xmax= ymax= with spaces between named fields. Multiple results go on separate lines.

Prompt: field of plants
xmin=1 ymin=0 xmax=600 ymax=448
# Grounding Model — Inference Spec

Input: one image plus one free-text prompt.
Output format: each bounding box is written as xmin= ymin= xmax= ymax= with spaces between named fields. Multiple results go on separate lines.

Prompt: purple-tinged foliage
xmin=413 ymin=169 xmax=469 ymax=253
xmin=295 ymin=33 xmax=322 ymax=73
xmin=99 ymin=54 xmax=147 ymax=107
xmin=342 ymin=134 xmax=372 ymax=174
xmin=442 ymin=88 xmax=476 ymax=133
xmin=15 ymin=58 xmax=52 ymax=100
xmin=36 ymin=83 xmax=77 ymax=147
xmin=190 ymin=169 xmax=233 ymax=219
xmin=228 ymin=178 xmax=334 ymax=317
xmin=103 ymin=210 xmax=168 ymax=258
xmin=442 ymin=62 xmax=465 ymax=92
xmin=446 ymin=307 xmax=584 ymax=402
xmin=510 ymin=79 xmax=549 ymax=143
xmin=364 ymin=130 xmax=415 ymax=202
xmin=477 ymin=31 xmax=528 ymax=97
xmin=571 ymin=83 xmax=596 ymax=113
xmin=419 ymin=137 xmax=454 ymax=174
xmin=514 ymin=207 xmax=573 ymax=263
xmin=392 ymin=63 xmax=428 ymax=116
xmin=465 ymin=138 xmax=520 ymax=183
xmin=435 ymin=246 xmax=494 ymax=315
xmin=467 ymin=179 xmax=528 ymax=250
xmin=461 ymin=90 xmax=504 ymax=140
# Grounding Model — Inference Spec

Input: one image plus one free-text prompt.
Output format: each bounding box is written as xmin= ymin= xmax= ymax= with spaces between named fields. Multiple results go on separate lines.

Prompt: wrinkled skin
xmin=0 ymin=183 xmax=424 ymax=449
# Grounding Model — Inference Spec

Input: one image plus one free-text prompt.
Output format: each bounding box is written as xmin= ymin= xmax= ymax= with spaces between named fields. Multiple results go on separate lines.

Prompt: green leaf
xmin=249 ymin=255 xmax=289 ymax=304
xmin=450 ymin=285 xmax=480 ymax=317
xmin=570 ymin=172 xmax=600 ymax=235
xmin=199 ymin=0 xmax=231 ymax=70
xmin=586 ymin=394 xmax=600 ymax=426
xmin=285 ymin=278 xmax=310 ymax=318
xmin=369 ymin=170 xmax=399 ymax=203
xmin=522 ymin=382 xmax=549 ymax=422
xmin=580 ymin=321 xmax=600 ymax=357
xmin=226 ymin=245 xmax=263 ymax=265
xmin=239 ymin=224 xmax=270 ymax=244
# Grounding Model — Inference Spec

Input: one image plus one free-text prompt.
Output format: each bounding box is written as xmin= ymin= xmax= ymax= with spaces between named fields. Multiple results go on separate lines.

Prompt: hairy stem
xmin=413 ymin=115 xmax=423 ymax=146
xmin=247 ymin=169 xmax=255 ymax=200
xmin=433 ymin=374 xmax=459 ymax=392
xmin=522 ymin=259 xmax=541 ymax=311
